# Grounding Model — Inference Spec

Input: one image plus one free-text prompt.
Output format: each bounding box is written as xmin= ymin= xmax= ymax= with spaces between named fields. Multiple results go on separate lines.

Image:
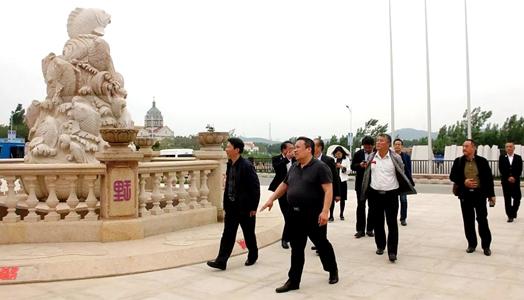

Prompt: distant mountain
xmin=240 ymin=136 xmax=281 ymax=145
xmin=391 ymin=128 xmax=438 ymax=140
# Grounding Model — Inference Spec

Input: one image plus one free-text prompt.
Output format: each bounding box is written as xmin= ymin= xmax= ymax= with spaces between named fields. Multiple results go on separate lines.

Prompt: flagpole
xmin=424 ymin=0 xmax=433 ymax=174
xmin=388 ymin=0 xmax=395 ymax=138
xmin=464 ymin=0 xmax=472 ymax=139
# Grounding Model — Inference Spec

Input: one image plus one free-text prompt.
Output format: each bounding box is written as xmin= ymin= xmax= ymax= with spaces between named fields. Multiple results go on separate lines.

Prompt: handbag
xmin=452 ymin=183 xmax=459 ymax=196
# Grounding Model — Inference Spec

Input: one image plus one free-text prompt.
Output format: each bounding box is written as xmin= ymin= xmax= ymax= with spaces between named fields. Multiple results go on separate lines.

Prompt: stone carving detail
xmin=25 ymin=8 xmax=133 ymax=164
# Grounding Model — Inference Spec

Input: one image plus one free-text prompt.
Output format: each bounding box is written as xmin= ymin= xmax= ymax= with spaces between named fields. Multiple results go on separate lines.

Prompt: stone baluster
xmin=139 ymin=173 xmax=150 ymax=217
xmin=44 ymin=175 xmax=60 ymax=221
xmin=163 ymin=172 xmax=176 ymax=213
xmin=3 ymin=176 xmax=20 ymax=222
xmin=23 ymin=176 xmax=40 ymax=222
xmin=199 ymin=170 xmax=212 ymax=208
xmin=188 ymin=171 xmax=201 ymax=209
xmin=176 ymin=171 xmax=189 ymax=211
xmin=64 ymin=175 xmax=81 ymax=221
xmin=84 ymin=175 xmax=98 ymax=221
xmin=150 ymin=172 xmax=163 ymax=215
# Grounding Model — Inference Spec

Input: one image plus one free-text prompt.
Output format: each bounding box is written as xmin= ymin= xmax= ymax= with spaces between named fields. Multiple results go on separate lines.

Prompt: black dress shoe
xmin=329 ymin=270 xmax=339 ymax=284
xmin=281 ymin=240 xmax=290 ymax=249
xmin=340 ymin=216 xmax=345 ymax=220
xmin=508 ymin=218 xmax=514 ymax=223
xmin=466 ymin=247 xmax=476 ymax=253
xmin=400 ymin=220 xmax=407 ymax=226
xmin=328 ymin=217 xmax=334 ymax=222
xmin=376 ymin=248 xmax=384 ymax=255
xmin=366 ymin=231 xmax=375 ymax=237
xmin=354 ymin=231 xmax=365 ymax=238
xmin=245 ymin=258 xmax=257 ymax=266
xmin=206 ymin=260 xmax=226 ymax=270
xmin=483 ymin=248 xmax=492 ymax=256
xmin=275 ymin=280 xmax=299 ymax=293
xmin=388 ymin=253 xmax=397 ymax=262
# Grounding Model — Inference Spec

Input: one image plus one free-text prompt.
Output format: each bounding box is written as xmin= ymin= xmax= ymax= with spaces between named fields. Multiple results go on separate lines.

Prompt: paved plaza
xmin=1 ymin=187 xmax=524 ymax=299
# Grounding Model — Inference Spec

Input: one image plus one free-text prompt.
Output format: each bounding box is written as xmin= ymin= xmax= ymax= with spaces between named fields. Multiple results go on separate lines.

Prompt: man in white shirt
xmin=360 ymin=134 xmax=416 ymax=263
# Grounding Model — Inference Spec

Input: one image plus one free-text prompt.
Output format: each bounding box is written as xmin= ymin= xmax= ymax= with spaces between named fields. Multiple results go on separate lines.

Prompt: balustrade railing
xmin=0 ymin=160 xmax=219 ymax=224
xmin=137 ymin=160 xmax=218 ymax=217
xmin=0 ymin=164 xmax=105 ymax=223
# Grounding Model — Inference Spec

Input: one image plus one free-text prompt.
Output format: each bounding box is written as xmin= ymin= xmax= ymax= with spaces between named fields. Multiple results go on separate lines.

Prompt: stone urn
xmin=135 ymin=136 xmax=157 ymax=161
xmin=198 ymin=131 xmax=229 ymax=150
xmin=100 ymin=128 xmax=138 ymax=149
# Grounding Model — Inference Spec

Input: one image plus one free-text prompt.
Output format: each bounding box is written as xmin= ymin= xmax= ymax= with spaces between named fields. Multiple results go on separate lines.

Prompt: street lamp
xmin=345 ymin=105 xmax=353 ymax=156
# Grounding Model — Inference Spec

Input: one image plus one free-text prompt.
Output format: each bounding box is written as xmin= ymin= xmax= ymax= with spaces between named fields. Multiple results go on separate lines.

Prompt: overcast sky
xmin=1 ymin=0 xmax=523 ymax=141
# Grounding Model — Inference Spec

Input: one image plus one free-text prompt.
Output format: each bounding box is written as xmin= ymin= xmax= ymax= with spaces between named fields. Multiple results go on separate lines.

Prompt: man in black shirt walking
xmin=207 ymin=138 xmax=260 ymax=270
xmin=261 ymin=137 xmax=339 ymax=293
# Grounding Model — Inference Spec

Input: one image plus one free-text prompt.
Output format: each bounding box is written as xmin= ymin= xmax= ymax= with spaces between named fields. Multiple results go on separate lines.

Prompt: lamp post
xmin=345 ymin=105 xmax=353 ymax=155
xmin=424 ymin=0 xmax=433 ymax=174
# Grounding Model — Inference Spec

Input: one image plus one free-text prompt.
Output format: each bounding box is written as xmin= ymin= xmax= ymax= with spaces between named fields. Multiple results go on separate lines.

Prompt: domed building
xmin=137 ymin=99 xmax=174 ymax=139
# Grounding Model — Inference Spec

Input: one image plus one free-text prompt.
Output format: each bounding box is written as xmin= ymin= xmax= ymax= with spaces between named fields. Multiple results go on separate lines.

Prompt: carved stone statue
xmin=25 ymin=8 xmax=133 ymax=164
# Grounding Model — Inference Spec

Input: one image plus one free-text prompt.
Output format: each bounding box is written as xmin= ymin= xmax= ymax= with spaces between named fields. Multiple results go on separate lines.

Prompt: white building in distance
xmin=137 ymin=100 xmax=174 ymax=140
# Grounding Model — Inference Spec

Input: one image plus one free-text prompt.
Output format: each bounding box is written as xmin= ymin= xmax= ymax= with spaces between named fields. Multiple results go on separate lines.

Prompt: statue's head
xmin=67 ymin=8 xmax=111 ymax=39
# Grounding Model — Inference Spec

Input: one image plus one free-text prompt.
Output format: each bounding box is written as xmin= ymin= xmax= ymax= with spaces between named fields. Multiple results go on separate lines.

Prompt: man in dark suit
xmin=450 ymin=139 xmax=496 ymax=256
xmin=269 ymin=141 xmax=295 ymax=249
xmin=351 ymin=136 xmax=375 ymax=238
xmin=393 ymin=138 xmax=415 ymax=226
xmin=207 ymin=137 xmax=261 ymax=270
xmin=314 ymin=138 xmax=341 ymax=222
xmin=499 ymin=141 xmax=522 ymax=222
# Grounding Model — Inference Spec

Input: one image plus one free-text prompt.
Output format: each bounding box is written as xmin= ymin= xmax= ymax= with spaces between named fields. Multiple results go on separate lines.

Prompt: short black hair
xmin=296 ymin=136 xmax=314 ymax=155
xmin=377 ymin=133 xmax=392 ymax=144
xmin=280 ymin=141 xmax=293 ymax=152
xmin=465 ymin=138 xmax=477 ymax=148
xmin=362 ymin=136 xmax=375 ymax=146
xmin=393 ymin=138 xmax=403 ymax=145
xmin=228 ymin=137 xmax=244 ymax=153
xmin=314 ymin=138 xmax=325 ymax=151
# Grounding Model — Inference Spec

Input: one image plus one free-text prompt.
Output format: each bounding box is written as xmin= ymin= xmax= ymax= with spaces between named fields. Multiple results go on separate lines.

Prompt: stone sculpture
xmin=25 ymin=8 xmax=133 ymax=164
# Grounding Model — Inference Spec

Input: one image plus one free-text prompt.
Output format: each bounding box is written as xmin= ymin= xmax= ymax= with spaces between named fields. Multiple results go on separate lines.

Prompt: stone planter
xmin=135 ymin=137 xmax=156 ymax=162
xmin=100 ymin=128 xmax=138 ymax=147
xmin=198 ymin=132 xmax=229 ymax=150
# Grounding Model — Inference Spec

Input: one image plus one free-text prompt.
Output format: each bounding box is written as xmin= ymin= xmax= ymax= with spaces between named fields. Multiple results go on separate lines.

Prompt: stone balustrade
xmin=0 ymin=163 xmax=106 ymax=223
xmin=137 ymin=160 xmax=218 ymax=217
xmin=0 ymin=158 xmax=222 ymax=244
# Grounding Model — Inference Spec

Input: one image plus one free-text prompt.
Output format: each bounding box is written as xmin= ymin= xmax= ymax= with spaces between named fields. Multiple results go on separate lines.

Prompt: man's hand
xmin=464 ymin=179 xmax=478 ymax=189
xmin=509 ymin=176 xmax=516 ymax=184
xmin=318 ymin=210 xmax=329 ymax=226
xmin=249 ymin=210 xmax=257 ymax=217
xmin=335 ymin=196 xmax=341 ymax=202
xmin=489 ymin=196 xmax=496 ymax=207
xmin=260 ymin=199 xmax=274 ymax=212
xmin=360 ymin=161 xmax=368 ymax=169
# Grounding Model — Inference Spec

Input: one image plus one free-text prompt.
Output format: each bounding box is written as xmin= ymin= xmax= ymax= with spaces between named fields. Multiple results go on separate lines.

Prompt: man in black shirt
xmin=261 ymin=137 xmax=339 ymax=293
xmin=207 ymin=138 xmax=260 ymax=270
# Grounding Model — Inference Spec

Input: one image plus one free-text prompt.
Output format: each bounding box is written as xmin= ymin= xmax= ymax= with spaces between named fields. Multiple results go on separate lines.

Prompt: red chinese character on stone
xmin=0 ymin=266 xmax=19 ymax=280
xmin=113 ymin=180 xmax=132 ymax=201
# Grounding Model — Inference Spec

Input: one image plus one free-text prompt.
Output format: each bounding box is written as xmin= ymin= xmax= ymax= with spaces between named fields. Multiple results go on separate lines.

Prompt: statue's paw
xmin=79 ymin=86 xmax=93 ymax=95
xmin=99 ymin=106 xmax=112 ymax=116
xmin=101 ymin=118 xmax=116 ymax=127
xmin=33 ymin=144 xmax=57 ymax=157
xmin=58 ymin=103 xmax=73 ymax=113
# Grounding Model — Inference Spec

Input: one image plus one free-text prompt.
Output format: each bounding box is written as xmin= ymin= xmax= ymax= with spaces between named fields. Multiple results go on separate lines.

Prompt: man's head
xmin=313 ymin=138 xmax=324 ymax=157
xmin=362 ymin=136 xmax=375 ymax=153
xmin=506 ymin=141 xmax=515 ymax=156
xmin=462 ymin=139 xmax=477 ymax=158
xmin=295 ymin=137 xmax=314 ymax=162
xmin=393 ymin=138 xmax=403 ymax=153
xmin=225 ymin=137 xmax=244 ymax=159
xmin=376 ymin=134 xmax=392 ymax=152
xmin=280 ymin=141 xmax=294 ymax=155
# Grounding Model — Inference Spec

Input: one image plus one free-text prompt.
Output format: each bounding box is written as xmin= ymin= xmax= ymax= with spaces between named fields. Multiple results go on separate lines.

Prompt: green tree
xmin=352 ymin=119 xmax=388 ymax=149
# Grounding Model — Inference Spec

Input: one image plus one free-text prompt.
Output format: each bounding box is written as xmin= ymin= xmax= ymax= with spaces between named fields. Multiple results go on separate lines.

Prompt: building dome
xmin=145 ymin=100 xmax=163 ymax=128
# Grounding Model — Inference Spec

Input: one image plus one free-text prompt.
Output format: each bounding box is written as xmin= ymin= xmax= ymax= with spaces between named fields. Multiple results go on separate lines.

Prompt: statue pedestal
xmin=97 ymin=147 xmax=143 ymax=219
